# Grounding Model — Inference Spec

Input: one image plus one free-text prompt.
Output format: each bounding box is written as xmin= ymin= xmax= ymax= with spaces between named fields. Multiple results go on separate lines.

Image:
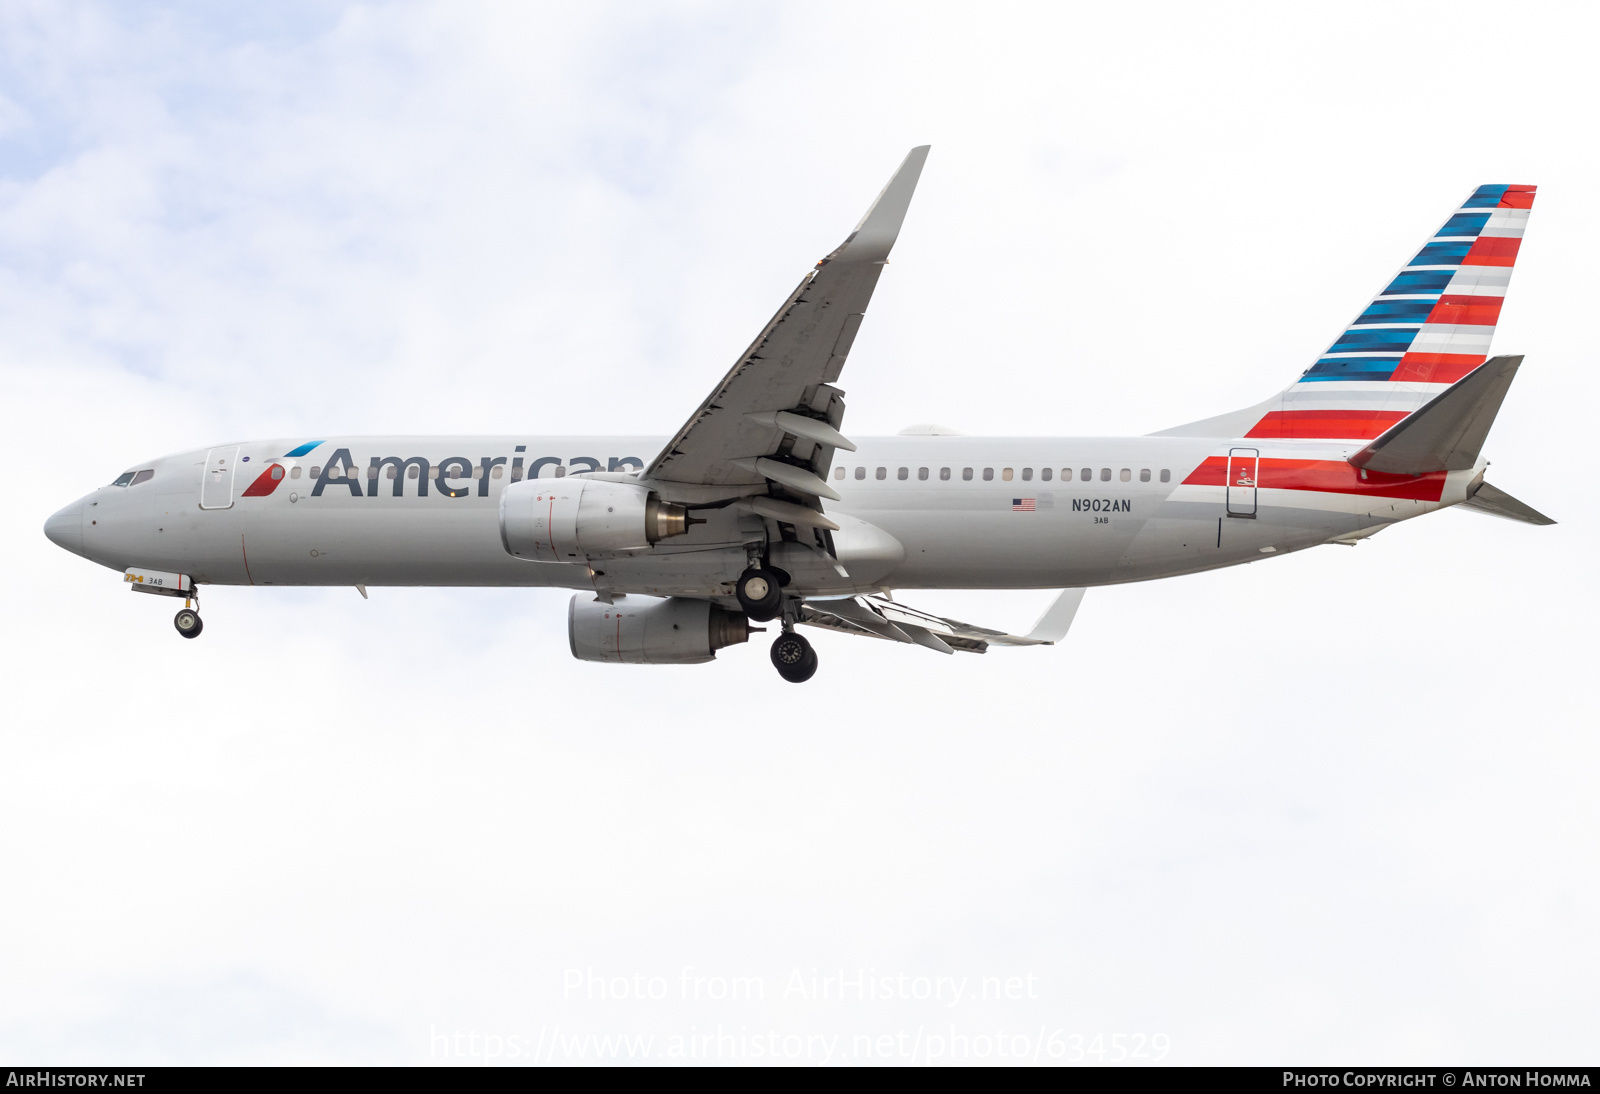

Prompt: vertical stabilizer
xmin=1156 ymin=185 xmax=1535 ymax=439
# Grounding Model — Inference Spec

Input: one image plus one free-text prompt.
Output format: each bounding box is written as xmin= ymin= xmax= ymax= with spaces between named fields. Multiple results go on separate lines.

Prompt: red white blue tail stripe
xmin=1245 ymin=185 xmax=1535 ymax=442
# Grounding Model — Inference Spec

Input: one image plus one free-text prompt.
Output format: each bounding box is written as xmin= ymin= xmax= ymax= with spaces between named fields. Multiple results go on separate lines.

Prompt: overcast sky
xmin=2 ymin=0 xmax=1597 ymax=1066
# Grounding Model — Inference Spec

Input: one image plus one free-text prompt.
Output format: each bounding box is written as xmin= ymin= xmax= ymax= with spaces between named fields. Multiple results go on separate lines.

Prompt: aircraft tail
xmin=1156 ymin=185 xmax=1536 ymax=440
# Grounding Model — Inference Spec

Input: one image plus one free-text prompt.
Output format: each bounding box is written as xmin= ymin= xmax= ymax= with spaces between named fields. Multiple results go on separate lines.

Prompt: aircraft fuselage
xmin=46 ymin=433 xmax=1482 ymax=599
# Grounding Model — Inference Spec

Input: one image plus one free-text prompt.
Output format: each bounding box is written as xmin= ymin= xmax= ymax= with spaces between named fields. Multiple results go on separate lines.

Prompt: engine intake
xmin=500 ymin=479 xmax=690 ymax=562
xmin=568 ymin=595 xmax=751 ymax=664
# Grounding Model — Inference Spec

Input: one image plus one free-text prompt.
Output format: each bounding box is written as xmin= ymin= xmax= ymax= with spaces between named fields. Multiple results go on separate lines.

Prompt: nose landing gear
xmin=174 ymin=606 xmax=203 ymax=639
xmin=770 ymin=630 xmax=817 ymax=683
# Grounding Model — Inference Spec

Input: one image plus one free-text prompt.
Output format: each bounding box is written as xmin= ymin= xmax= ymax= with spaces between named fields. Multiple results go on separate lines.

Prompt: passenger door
xmin=1226 ymin=447 xmax=1258 ymax=519
xmin=200 ymin=446 xmax=240 ymax=510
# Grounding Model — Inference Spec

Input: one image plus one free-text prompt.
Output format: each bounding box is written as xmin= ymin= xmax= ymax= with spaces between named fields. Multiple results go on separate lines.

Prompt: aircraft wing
xmin=643 ymin=147 xmax=930 ymax=510
xmin=799 ymin=589 xmax=1086 ymax=655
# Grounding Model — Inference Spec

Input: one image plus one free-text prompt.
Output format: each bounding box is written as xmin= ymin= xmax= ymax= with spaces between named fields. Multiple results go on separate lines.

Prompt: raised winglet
xmin=1021 ymin=588 xmax=1086 ymax=644
xmin=828 ymin=146 xmax=930 ymax=264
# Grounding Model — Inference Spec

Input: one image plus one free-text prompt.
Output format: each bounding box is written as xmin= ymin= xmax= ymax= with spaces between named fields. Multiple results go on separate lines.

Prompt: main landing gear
xmin=770 ymin=630 xmax=817 ymax=684
xmin=735 ymin=566 xmax=783 ymax=622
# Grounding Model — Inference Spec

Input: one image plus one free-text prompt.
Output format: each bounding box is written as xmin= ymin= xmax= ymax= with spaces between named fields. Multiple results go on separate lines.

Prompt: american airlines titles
xmin=308 ymin=448 xmax=645 ymax=499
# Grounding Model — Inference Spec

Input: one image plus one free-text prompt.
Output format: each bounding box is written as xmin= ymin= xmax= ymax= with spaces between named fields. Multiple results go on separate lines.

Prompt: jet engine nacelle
xmin=567 ymin=594 xmax=752 ymax=665
xmin=499 ymin=478 xmax=690 ymax=562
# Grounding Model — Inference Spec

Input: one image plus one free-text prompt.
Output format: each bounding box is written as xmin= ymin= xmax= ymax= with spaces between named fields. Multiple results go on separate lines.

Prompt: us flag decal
xmin=1012 ymin=498 xmax=1036 ymax=511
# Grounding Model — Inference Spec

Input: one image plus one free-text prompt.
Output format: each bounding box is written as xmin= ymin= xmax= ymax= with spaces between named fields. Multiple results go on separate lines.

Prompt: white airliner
xmin=43 ymin=148 xmax=1552 ymax=682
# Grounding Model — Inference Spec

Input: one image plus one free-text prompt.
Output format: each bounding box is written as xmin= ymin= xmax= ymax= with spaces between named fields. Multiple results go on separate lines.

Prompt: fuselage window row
xmin=831 ymin=466 xmax=1173 ymax=485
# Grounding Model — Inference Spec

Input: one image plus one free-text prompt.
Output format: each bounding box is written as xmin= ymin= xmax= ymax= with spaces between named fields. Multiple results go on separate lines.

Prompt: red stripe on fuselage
xmin=1182 ymin=457 xmax=1446 ymax=501
xmin=1244 ymin=410 xmax=1408 ymax=441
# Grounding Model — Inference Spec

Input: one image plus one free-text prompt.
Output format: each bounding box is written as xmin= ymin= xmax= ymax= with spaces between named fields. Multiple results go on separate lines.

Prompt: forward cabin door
xmin=1226 ymin=447 xmax=1258 ymax=519
xmin=200 ymin=446 xmax=240 ymax=510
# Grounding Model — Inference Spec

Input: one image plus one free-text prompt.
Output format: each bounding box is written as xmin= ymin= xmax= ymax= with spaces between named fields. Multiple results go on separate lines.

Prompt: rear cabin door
xmin=1226 ymin=447 xmax=1258 ymax=519
xmin=200 ymin=446 xmax=240 ymax=510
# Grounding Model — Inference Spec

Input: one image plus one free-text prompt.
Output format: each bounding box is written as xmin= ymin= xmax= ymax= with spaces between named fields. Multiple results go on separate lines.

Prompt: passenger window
xmin=290 ymin=466 xmax=302 ymax=479
xmin=835 ymin=466 xmax=845 ymax=480
xmin=940 ymin=468 xmax=951 ymax=480
xmin=1120 ymin=468 xmax=1131 ymax=482
xmin=111 ymin=472 xmax=135 ymax=487
xmin=1140 ymin=468 xmax=1151 ymax=482
xmin=1001 ymin=468 xmax=1014 ymax=481
xmin=918 ymin=467 xmax=929 ymax=481
xmin=962 ymin=468 xmax=973 ymax=481
xmin=1100 ymin=468 xmax=1110 ymax=481
xmin=1080 ymin=468 xmax=1091 ymax=481
xmin=982 ymin=468 xmax=994 ymax=481
xmin=407 ymin=465 xmax=419 ymax=479
xmin=491 ymin=465 xmax=503 ymax=479
xmin=1160 ymin=469 xmax=1171 ymax=482
xmin=472 ymin=465 xmax=483 ymax=479
xmin=1021 ymin=468 xmax=1033 ymax=481
xmin=855 ymin=466 xmax=866 ymax=480
xmin=310 ymin=466 xmax=322 ymax=479
xmin=130 ymin=469 xmax=154 ymax=486
xmin=270 ymin=465 xmax=284 ymax=481
xmin=875 ymin=467 xmax=886 ymax=480
xmin=897 ymin=467 xmax=908 ymax=480
xmin=1041 ymin=468 xmax=1052 ymax=481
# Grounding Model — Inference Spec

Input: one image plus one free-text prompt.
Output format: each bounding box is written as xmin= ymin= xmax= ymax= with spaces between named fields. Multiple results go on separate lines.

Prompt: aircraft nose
xmin=44 ymin=498 xmax=85 ymax=557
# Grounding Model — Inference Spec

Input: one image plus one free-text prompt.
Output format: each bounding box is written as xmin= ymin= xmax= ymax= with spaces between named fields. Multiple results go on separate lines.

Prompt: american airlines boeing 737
xmin=42 ymin=147 xmax=1552 ymax=682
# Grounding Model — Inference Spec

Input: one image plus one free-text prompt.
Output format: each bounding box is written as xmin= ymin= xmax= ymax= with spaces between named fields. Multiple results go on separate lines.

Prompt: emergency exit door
xmin=1226 ymin=447 xmax=1258 ymax=518
xmin=200 ymin=446 xmax=240 ymax=510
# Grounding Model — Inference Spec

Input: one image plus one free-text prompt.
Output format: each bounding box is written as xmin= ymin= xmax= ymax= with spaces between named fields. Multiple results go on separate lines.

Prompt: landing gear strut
xmin=770 ymin=630 xmax=817 ymax=683
xmin=736 ymin=567 xmax=784 ymax=622
xmin=173 ymin=602 xmax=203 ymax=639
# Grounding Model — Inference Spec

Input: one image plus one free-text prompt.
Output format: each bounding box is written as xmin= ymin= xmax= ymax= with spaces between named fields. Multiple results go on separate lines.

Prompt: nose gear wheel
xmin=173 ymin=608 xmax=203 ymax=639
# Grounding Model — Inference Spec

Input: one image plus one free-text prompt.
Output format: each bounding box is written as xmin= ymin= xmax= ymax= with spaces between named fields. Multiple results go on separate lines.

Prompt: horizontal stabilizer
xmin=1350 ymin=356 xmax=1521 ymax=474
xmin=1459 ymin=481 xmax=1555 ymax=526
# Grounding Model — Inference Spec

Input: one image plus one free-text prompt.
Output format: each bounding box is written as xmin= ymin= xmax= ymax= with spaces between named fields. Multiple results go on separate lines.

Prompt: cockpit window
xmin=112 ymin=472 xmax=136 ymax=487
xmin=130 ymin=470 xmax=155 ymax=486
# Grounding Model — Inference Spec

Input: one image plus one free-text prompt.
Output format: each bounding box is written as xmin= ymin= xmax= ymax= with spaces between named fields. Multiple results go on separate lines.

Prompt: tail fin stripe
xmin=1426 ymin=296 xmax=1503 ymax=325
xmin=1479 ymin=210 xmax=1529 ymax=238
xmin=1355 ymin=300 xmax=1437 ymax=323
xmin=1329 ymin=330 xmax=1423 ymax=353
xmin=1302 ymin=358 xmax=1402 ymax=381
xmin=1384 ymin=270 xmax=1456 ymax=294
xmin=1245 ymin=410 xmax=1408 ymax=440
xmin=1412 ymin=240 xmax=1475 ymax=264
xmin=1463 ymin=184 xmax=1536 ymax=209
xmin=1462 ymin=236 xmax=1521 ymax=266
xmin=1438 ymin=213 xmax=1492 ymax=235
